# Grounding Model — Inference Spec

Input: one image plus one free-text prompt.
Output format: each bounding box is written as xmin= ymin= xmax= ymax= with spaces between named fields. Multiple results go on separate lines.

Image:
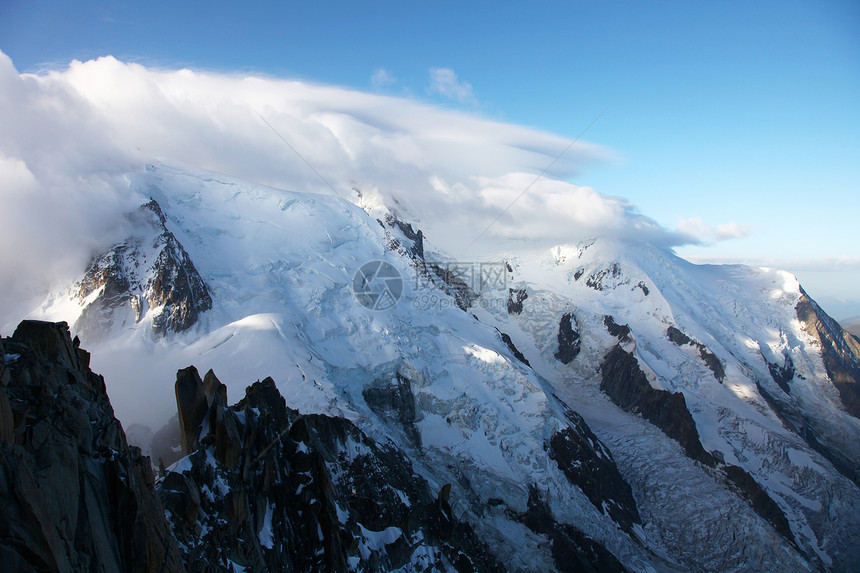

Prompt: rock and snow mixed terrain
xmin=4 ymin=161 xmax=860 ymax=571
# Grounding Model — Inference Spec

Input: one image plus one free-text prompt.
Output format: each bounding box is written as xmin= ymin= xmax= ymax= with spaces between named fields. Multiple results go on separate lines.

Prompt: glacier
xmin=26 ymin=161 xmax=860 ymax=571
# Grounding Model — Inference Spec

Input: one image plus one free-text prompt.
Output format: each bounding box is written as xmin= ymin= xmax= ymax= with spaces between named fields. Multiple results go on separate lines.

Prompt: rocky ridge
xmin=1 ymin=320 xmax=644 ymax=572
xmin=0 ymin=321 xmax=185 ymax=572
xmin=160 ymin=366 xmax=505 ymax=572
xmin=73 ymin=199 xmax=211 ymax=339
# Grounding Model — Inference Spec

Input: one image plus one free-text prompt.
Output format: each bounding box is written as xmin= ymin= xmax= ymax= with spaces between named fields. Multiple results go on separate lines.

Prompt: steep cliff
xmin=159 ymin=366 xmax=506 ymax=572
xmin=0 ymin=321 xmax=185 ymax=572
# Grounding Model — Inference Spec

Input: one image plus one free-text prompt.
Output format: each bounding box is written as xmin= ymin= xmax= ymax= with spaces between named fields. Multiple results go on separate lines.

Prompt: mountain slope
xmin=30 ymin=162 xmax=860 ymax=571
xmin=478 ymin=239 xmax=860 ymax=570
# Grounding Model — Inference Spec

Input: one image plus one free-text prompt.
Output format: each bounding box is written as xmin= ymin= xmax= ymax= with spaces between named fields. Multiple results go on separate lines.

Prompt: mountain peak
xmin=18 ymin=162 xmax=860 ymax=571
xmin=69 ymin=197 xmax=212 ymax=339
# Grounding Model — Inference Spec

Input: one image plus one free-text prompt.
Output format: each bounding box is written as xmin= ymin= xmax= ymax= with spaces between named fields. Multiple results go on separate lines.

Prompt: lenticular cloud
xmin=0 ymin=51 xmax=692 ymax=322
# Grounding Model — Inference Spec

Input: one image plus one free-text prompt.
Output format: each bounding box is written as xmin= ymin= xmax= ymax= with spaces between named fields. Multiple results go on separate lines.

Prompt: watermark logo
xmin=353 ymin=261 xmax=403 ymax=310
xmin=353 ymin=260 xmax=508 ymax=311
xmin=412 ymin=262 xmax=507 ymax=292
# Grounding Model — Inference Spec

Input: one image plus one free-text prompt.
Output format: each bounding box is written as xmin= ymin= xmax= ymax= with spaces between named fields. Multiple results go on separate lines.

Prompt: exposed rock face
xmin=373 ymin=208 xmax=480 ymax=313
xmin=75 ymin=199 xmax=211 ymax=338
xmin=161 ymin=370 xmax=504 ymax=572
xmin=174 ymin=366 xmax=240 ymax=466
xmin=499 ymin=331 xmax=530 ymax=367
xmin=600 ymin=344 xmax=715 ymax=466
xmin=554 ymin=312 xmax=581 ymax=364
xmin=585 ymin=262 xmax=627 ymax=291
xmin=603 ymin=316 xmax=631 ymax=341
xmin=372 ymin=208 xmax=481 ymax=313
xmin=520 ymin=486 xmax=629 ymax=573
xmin=767 ymin=353 xmax=796 ymax=394
xmin=427 ymin=263 xmax=479 ymax=311
xmin=548 ymin=399 xmax=641 ymax=534
xmin=1 ymin=321 xmax=639 ymax=572
xmin=507 ymin=288 xmax=528 ymax=315
xmin=385 ymin=214 xmax=425 ymax=259
xmin=0 ymin=321 xmax=185 ymax=573
xmin=666 ymin=325 xmax=725 ymax=382
xmin=599 ymin=344 xmax=801 ymax=546
xmin=0 ymin=339 xmax=14 ymax=444
xmin=551 ymin=524 xmax=629 ymax=573
xmin=362 ymin=371 xmax=422 ymax=449
xmin=797 ymin=288 xmax=860 ymax=419
xmin=372 ymin=208 xmax=425 ymax=260
xmin=723 ymin=465 xmax=796 ymax=546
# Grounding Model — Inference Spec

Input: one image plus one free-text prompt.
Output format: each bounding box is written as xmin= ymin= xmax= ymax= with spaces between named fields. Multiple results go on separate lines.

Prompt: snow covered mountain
xmin=28 ymin=162 xmax=860 ymax=571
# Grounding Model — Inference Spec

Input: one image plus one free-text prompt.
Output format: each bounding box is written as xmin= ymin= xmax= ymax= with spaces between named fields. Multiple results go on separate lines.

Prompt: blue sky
xmin=1 ymin=0 xmax=859 ymax=317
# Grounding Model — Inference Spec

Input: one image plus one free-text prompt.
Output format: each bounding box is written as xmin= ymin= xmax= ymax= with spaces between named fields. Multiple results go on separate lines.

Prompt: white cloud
xmin=0 ymin=53 xmax=145 ymax=325
xmin=371 ymin=68 xmax=396 ymax=89
xmin=677 ymin=217 xmax=750 ymax=244
xmin=0 ymin=51 xmax=692 ymax=324
xmin=714 ymin=222 xmax=749 ymax=240
xmin=414 ymin=173 xmax=692 ymax=254
xmin=428 ymin=67 xmax=476 ymax=105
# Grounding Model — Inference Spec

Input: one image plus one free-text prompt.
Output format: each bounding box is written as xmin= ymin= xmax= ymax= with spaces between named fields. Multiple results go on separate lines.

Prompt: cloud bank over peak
xmin=0 ymin=51 xmax=730 ymax=319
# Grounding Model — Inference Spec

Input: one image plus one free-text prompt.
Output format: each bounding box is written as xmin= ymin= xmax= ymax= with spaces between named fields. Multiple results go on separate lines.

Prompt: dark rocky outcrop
xmin=75 ymin=199 xmax=211 ymax=338
xmin=389 ymin=216 xmax=424 ymax=259
xmin=585 ymin=263 xmax=627 ymax=291
xmin=548 ymin=398 xmax=642 ymax=534
xmin=603 ymin=316 xmax=631 ymax=341
xmin=797 ymin=288 xmax=860 ymax=419
xmin=174 ymin=366 xmax=241 ymax=469
xmin=600 ymin=351 xmax=801 ymax=551
xmin=767 ymin=353 xmax=795 ymax=394
xmin=723 ymin=465 xmax=796 ymax=546
xmin=600 ymin=345 xmax=716 ymax=466
xmin=500 ymin=331 xmax=530 ymax=367
xmin=666 ymin=326 xmax=693 ymax=347
xmin=160 ymin=370 xmax=504 ymax=572
xmin=362 ymin=371 xmax=422 ymax=449
xmin=377 ymin=212 xmax=425 ymax=259
xmin=0 ymin=357 xmax=13 ymax=445
xmin=507 ymin=288 xmax=528 ymax=315
xmin=667 ymin=326 xmax=725 ymax=383
xmin=428 ymin=263 xmax=479 ymax=311
xmin=372 ymin=207 xmax=483 ymax=313
xmin=519 ymin=486 xmax=628 ymax=573
xmin=0 ymin=321 xmax=185 ymax=572
xmin=554 ymin=312 xmax=582 ymax=364
xmin=551 ymin=523 xmax=629 ymax=573
xmin=3 ymin=321 xmax=640 ymax=572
